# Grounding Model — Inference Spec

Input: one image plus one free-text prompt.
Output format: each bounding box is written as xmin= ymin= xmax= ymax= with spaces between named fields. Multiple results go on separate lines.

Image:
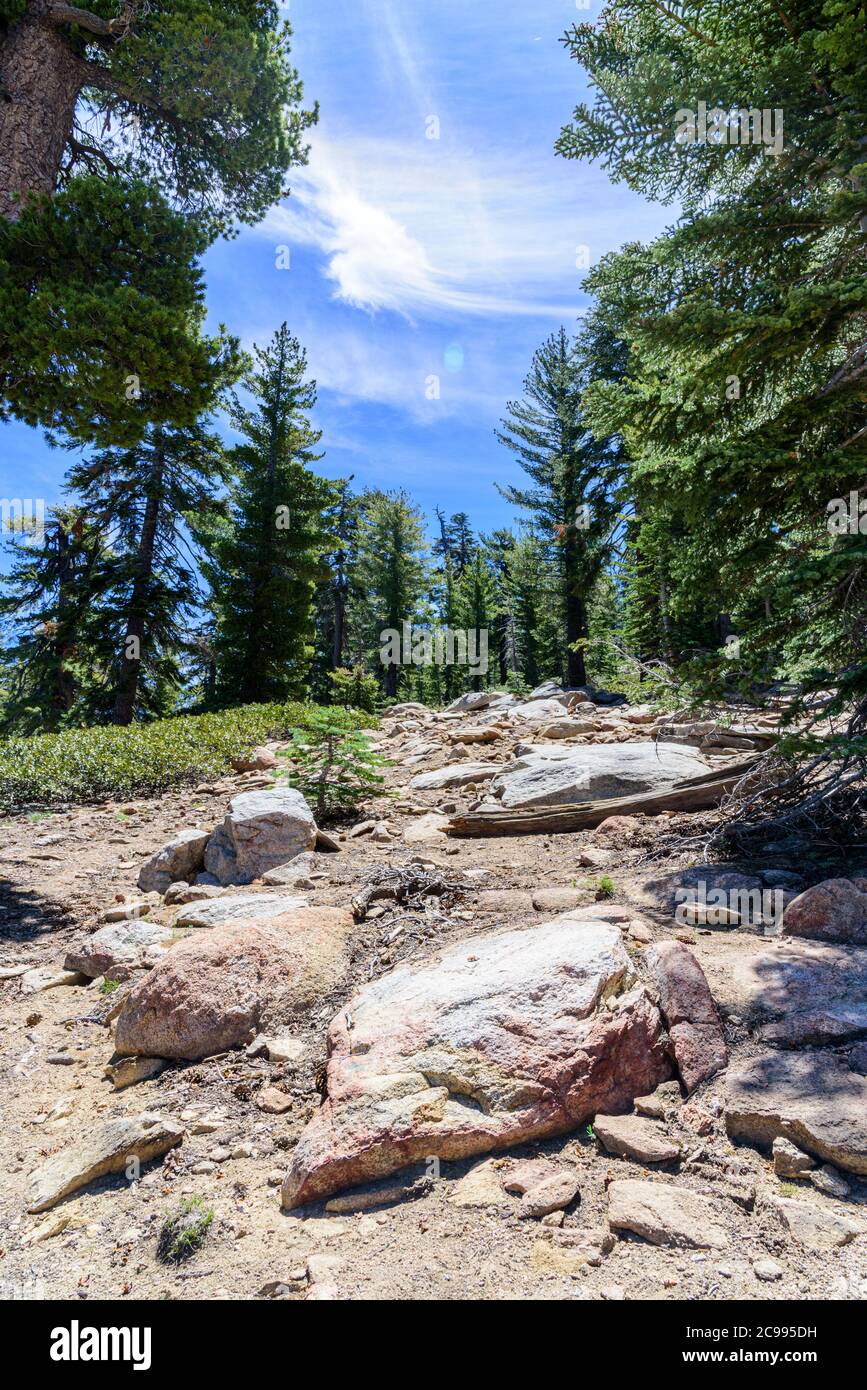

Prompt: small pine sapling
xmin=280 ymin=707 xmax=386 ymax=821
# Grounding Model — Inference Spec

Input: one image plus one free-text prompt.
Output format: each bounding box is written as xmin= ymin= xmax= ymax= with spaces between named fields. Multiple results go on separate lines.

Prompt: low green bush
xmin=0 ymin=701 xmax=375 ymax=812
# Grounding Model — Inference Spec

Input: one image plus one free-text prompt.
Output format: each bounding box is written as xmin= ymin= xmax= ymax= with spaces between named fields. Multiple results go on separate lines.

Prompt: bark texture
xmin=0 ymin=2 xmax=83 ymax=218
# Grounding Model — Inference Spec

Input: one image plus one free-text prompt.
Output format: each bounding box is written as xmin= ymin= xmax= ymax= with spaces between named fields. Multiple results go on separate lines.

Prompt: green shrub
xmin=0 ymin=701 xmax=375 ymax=812
xmin=156 ymin=1196 xmax=214 ymax=1264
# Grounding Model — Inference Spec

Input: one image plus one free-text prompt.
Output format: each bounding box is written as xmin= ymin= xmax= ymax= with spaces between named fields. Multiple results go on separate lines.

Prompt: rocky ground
xmin=1 ymin=687 xmax=866 ymax=1303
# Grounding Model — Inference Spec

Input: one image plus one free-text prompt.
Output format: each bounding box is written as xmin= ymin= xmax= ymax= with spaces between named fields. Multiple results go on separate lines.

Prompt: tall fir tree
xmin=205 ymin=324 xmax=332 ymax=707
xmin=0 ymin=505 xmax=107 ymax=731
xmin=496 ymin=325 xmax=626 ymax=687
xmin=453 ymin=551 xmax=498 ymax=692
xmin=67 ymin=412 xmax=232 ymax=724
xmin=355 ymin=489 xmax=428 ymax=699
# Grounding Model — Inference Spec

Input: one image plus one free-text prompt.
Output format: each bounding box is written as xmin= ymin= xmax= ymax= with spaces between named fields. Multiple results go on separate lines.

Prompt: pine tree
xmin=453 ymin=551 xmax=497 ymax=692
xmin=0 ymin=505 xmax=108 ymax=731
xmin=559 ymin=0 xmax=867 ymax=718
xmin=206 ymin=324 xmax=332 ymax=707
xmin=355 ymin=490 xmax=428 ymax=699
xmin=480 ymin=528 xmax=518 ymax=685
xmin=1 ymin=2 xmax=315 ymax=228
xmin=310 ymin=478 xmax=363 ymax=700
xmin=281 ymin=708 xmax=385 ymax=821
xmin=496 ymin=325 xmax=626 ymax=687
xmin=509 ymin=532 xmax=561 ymax=689
xmin=67 ymin=412 xmax=232 ymax=724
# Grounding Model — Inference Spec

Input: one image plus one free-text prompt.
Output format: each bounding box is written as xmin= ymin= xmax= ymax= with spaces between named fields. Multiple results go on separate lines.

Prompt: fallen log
xmin=445 ymin=756 xmax=763 ymax=838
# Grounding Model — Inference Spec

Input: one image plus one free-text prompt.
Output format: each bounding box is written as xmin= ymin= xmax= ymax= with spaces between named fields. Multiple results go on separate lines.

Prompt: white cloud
xmin=262 ymin=131 xmax=614 ymax=320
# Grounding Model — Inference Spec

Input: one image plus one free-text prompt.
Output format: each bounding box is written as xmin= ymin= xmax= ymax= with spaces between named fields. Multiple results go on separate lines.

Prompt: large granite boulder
xmin=409 ymin=762 xmax=501 ymax=791
xmin=138 ymin=828 xmax=211 ymax=894
xmin=173 ymin=892 xmax=308 ymax=928
xmin=203 ymin=787 xmax=317 ymax=886
xmin=114 ymin=906 xmax=353 ymax=1061
xmin=27 ymin=1113 xmax=183 ymax=1213
xmin=730 ymin=939 xmax=867 ymax=1047
xmin=281 ymin=916 xmax=670 ymax=1208
xmin=725 ymin=1050 xmax=867 ymax=1174
xmin=490 ymin=742 xmax=710 ymax=810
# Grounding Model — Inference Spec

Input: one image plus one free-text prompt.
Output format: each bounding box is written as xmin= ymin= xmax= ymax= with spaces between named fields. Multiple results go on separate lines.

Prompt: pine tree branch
xmin=47 ymin=3 xmax=136 ymax=37
xmin=76 ymin=60 xmax=184 ymax=129
xmin=645 ymin=0 xmax=720 ymax=49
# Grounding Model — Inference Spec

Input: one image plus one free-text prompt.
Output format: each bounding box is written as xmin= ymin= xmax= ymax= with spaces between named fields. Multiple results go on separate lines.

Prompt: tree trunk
xmin=112 ymin=446 xmax=163 ymax=725
xmin=332 ymin=566 xmax=346 ymax=668
xmin=0 ymin=2 xmax=83 ymax=219
xmin=564 ymin=560 xmax=588 ymax=686
xmin=52 ymin=522 xmax=77 ymax=715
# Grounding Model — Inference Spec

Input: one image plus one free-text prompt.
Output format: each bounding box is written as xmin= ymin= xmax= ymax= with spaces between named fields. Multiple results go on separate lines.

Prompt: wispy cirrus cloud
xmin=259 ymin=131 xmax=625 ymax=320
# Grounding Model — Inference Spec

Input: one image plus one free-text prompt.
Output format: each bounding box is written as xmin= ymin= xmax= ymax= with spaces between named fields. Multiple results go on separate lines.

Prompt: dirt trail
xmin=1 ymin=704 xmax=865 ymax=1302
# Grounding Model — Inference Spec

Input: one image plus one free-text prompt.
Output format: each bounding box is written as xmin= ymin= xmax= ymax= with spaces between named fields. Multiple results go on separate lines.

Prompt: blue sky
xmin=0 ymin=0 xmax=676 ymax=540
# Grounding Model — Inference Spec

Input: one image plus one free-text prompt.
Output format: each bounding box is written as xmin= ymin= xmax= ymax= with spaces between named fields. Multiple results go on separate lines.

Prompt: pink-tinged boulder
xmin=281 ymin=917 xmax=671 ymax=1209
xmin=230 ymin=745 xmax=278 ymax=773
xmin=730 ymin=940 xmax=867 ymax=1047
xmin=115 ymin=906 xmax=353 ymax=1061
xmin=645 ymin=940 xmax=727 ymax=1093
xmin=725 ymin=1050 xmax=867 ymax=1175
xmin=782 ymin=878 xmax=867 ymax=946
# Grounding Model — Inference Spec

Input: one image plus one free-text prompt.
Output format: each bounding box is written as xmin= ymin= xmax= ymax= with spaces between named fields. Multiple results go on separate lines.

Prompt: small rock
xmin=347 ymin=821 xmax=375 ymax=839
xmin=773 ymin=1197 xmax=863 ymax=1249
xmin=104 ymin=1056 xmax=167 ymax=1090
xmin=810 ymin=1164 xmax=850 ymax=1199
xmin=594 ymin=1113 xmax=681 ymax=1164
xmin=262 ymin=1036 xmax=305 ymax=1065
xmin=20 ymin=967 xmax=86 ymax=995
xmin=502 ymin=1159 xmax=554 ymax=1195
xmin=476 ymin=889 xmax=534 ymax=913
xmin=26 ymin=1113 xmax=183 ymax=1212
xmin=306 ymin=1282 xmax=339 ymax=1301
xmin=257 ymin=1087 xmax=292 ymax=1115
xmin=531 ymin=887 xmax=584 ymax=913
xmin=448 ymin=1159 xmax=507 ymax=1208
xmin=520 ymin=1171 xmax=580 ymax=1219
xmin=634 ymin=1093 xmax=666 ymax=1120
xmin=607 ymin=1179 xmax=728 ymax=1249
xmin=753 ymin=1258 xmax=783 ymax=1282
xmin=772 ymin=1136 xmax=816 ymax=1178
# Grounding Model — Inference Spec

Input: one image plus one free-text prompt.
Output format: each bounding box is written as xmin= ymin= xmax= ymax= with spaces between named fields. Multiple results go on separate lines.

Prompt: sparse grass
xmin=595 ymin=875 xmax=616 ymax=899
xmin=98 ymin=978 xmax=121 ymax=995
xmin=156 ymin=1196 xmax=214 ymax=1264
